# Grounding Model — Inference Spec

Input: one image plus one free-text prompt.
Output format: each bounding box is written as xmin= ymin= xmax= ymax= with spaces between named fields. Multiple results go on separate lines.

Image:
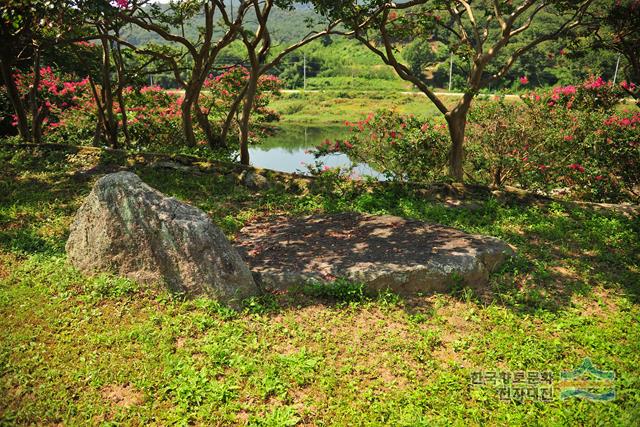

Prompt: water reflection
xmin=249 ymin=124 xmax=383 ymax=179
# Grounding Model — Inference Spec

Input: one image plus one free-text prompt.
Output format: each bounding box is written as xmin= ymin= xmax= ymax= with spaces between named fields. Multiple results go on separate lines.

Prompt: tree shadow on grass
xmin=235 ymin=199 xmax=639 ymax=317
xmin=2 ymin=144 xmax=638 ymax=318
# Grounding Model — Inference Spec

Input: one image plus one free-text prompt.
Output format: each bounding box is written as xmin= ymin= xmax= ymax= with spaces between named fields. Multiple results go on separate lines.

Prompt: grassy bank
xmin=271 ymin=91 xmax=453 ymax=125
xmin=1 ymin=145 xmax=639 ymax=425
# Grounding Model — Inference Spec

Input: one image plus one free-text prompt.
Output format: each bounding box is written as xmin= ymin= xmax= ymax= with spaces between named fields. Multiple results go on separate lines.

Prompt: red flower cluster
xmin=203 ymin=66 xmax=281 ymax=121
xmin=568 ymin=163 xmax=585 ymax=172
xmin=604 ymin=112 xmax=640 ymax=128
xmin=12 ymin=67 xmax=91 ymax=129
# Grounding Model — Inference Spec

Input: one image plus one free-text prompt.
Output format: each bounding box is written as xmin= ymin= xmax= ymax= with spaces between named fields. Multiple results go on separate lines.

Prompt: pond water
xmin=248 ymin=124 xmax=383 ymax=179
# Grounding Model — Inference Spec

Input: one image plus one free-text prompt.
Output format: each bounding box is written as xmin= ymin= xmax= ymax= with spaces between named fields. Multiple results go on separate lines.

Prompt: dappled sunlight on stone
xmin=234 ymin=212 xmax=515 ymax=295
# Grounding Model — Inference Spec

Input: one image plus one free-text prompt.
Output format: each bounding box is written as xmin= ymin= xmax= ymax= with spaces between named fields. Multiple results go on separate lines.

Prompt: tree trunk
xmin=113 ymin=37 xmax=131 ymax=148
xmin=181 ymin=87 xmax=197 ymax=147
xmin=194 ymin=99 xmax=216 ymax=147
xmin=92 ymin=119 xmax=103 ymax=146
xmin=88 ymin=77 xmax=109 ymax=147
xmin=444 ymin=91 xmax=474 ymax=182
xmin=445 ymin=108 xmax=468 ymax=183
xmin=29 ymin=50 xmax=42 ymax=145
xmin=115 ymin=85 xmax=129 ymax=148
xmin=219 ymin=84 xmax=248 ymax=146
xmin=0 ymin=57 xmax=31 ymax=141
xmin=99 ymin=35 xmax=118 ymax=149
xmin=239 ymin=72 xmax=258 ymax=165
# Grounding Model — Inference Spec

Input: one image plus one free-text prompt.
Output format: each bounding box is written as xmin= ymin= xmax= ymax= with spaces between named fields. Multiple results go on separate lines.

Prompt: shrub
xmin=313 ymin=110 xmax=450 ymax=183
xmin=47 ymin=85 xmax=186 ymax=148
xmin=9 ymin=66 xmax=92 ymax=137
xmin=318 ymin=76 xmax=638 ymax=202
xmin=203 ymin=66 xmax=282 ymax=127
xmin=467 ymin=77 xmax=639 ymax=202
xmin=122 ymin=86 xmax=184 ymax=147
xmin=543 ymin=75 xmax=624 ymax=111
xmin=6 ymin=65 xmax=282 ymax=151
xmin=467 ymin=98 xmax=546 ymax=187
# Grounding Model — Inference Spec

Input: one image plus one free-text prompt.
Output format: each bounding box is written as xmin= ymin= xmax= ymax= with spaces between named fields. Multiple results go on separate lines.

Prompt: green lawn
xmin=1 ymin=146 xmax=639 ymax=426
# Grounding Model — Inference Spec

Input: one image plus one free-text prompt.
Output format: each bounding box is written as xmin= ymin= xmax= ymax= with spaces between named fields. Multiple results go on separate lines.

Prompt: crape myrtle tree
xmin=83 ymin=3 xmax=133 ymax=148
xmin=82 ymin=6 xmax=123 ymax=148
xmin=311 ymin=0 xmax=595 ymax=182
xmin=111 ymin=0 xmax=253 ymax=148
xmin=233 ymin=0 xmax=339 ymax=164
xmin=73 ymin=1 xmax=190 ymax=148
xmin=0 ymin=0 xmax=36 ymax=140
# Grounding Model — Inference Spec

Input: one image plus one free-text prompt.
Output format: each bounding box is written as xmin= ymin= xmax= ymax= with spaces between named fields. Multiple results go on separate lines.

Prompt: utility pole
xmin=448 ymin=52 xmax=453 ymax=92
xmin=230 ymin=0 xmax=234 ymax=21
xmin=613 ymin=53 xmax=621 ymax=85
xmin=303 ymin=53 xmax=307 ymax=91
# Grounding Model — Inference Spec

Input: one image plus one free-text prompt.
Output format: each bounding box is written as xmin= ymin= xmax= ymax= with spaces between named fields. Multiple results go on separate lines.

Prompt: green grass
xmin=1 ymin=146 xmax=639 ymax=425
xmin=303 ymin=77 xmax=412 ymax=92
xmin=271 ymin=91 xmax=453 ymax=125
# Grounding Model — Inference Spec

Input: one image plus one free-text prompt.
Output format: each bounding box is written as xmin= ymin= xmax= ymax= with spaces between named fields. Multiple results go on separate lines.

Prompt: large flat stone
xmin=234 ymin=213 xmax=514 ymax=295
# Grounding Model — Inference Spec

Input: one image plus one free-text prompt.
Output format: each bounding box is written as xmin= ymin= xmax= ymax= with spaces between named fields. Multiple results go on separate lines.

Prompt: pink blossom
xmin=584 ymin=76 xmax=605 ymax=90
xmin=519 ymin=76 xmax=529 ymax=85
xmin=568 ymin=163 xmax=585 ymax=173
xmin=621 ymin=81 xmax=636 ymax=91
xmin=140 ymin=85 xmax=162 ymax=94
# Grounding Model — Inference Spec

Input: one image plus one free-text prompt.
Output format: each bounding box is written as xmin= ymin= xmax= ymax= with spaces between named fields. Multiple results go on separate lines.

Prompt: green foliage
xmin=248 ymin=405 xmax=301 ymax=426
xmin=313 ymin=110 xmax=450 ymax=183
xmin=83 ymin=274 xmax=139 ymax=300
xmin=303 ymin=278 xmax=368 ymax=303
xmin=585 ymin=0 xmax=640 ymax=102
xmin=468 ymin=79 xmax=638 ymax=202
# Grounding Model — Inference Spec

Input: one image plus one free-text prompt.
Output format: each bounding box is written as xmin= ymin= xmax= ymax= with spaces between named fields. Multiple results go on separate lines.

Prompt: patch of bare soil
xmin=101 ymin=384 xmax=144 ymax=408
xmin=0 ymin=253 xmax=18 ymax=280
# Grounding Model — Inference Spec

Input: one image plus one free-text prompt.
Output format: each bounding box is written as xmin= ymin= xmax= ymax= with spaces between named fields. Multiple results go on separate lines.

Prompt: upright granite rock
xmin=66 ymin=172 xmax=259 ymax=307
